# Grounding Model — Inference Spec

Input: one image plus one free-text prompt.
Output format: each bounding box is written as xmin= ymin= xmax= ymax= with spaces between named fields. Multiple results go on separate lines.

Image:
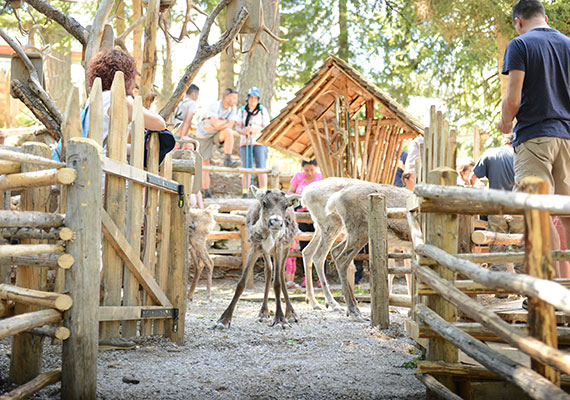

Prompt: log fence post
xmin=10 ymin=142 xmax=50 ymax=384
xmin=368 ymin=193 xmax=389 ymax=328
xmin=520 ymin=176 xmax=560 ymax=385
xmin=62 ymin=138 xmax=101 ymax=400
xmin=425 ymin=167 xmax=459 ymax=395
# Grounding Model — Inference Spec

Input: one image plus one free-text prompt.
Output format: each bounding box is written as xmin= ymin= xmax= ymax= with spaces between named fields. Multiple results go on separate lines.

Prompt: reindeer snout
xmin=267 ymin=215 xmax=284 ymax=230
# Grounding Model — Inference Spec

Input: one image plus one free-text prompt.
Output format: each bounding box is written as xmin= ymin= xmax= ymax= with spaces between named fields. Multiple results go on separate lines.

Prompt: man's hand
xmin=497 ymin=119 xmax=514 ymax=134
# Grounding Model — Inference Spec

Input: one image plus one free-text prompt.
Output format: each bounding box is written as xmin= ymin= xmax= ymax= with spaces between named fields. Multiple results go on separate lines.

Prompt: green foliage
xmin=399 ymin=354 xmax=424 ymax=369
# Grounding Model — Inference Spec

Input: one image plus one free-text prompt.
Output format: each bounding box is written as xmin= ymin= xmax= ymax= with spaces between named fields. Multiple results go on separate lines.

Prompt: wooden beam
xmin=472 ymin=231 xmax=523 ymax=246
xmin=521 ymin=176 xmax=559 ymax=385
xmin=99 ymin=306 xmax=175 ymax=321
xmin=0 ymin=309 xmax=61 ymax=340
xmin=0 ymin=160 xmax=21 ymax=174
xmin=101 ymin=210 xmax=172 ymax=307
xmin=27 ymin=326 xmax=70 ymax=340
xmin=415 ymin=244 xmax=570 ymax=315
xmin=0 ymin=284 xmax=72 ymax=311
xmin=0 ymin=148 xmax=65 ymax=169
xmin=368 ymin=193 xmax=389 ymax=328
xmin=0 ymin=244 xmax=64 ymax=258
xmin=0 ymin=168 xmax=76 ymax=192
xmin=101 ymin=157 xmax=179 ymax=194
xmin=1 ymin=227 xmax=73 ymax=241
xmin=414 ymin=263 xmax=570 ymax=377
xmin=0 ymin=369 xmax=61 ymax=400
xmin=415 ymin=374 xmax=462 ymax=400
xmin=416 ymin=305 xmax=569 ymax=400
xmin=0 ymin=210 xmax=64 ymax=229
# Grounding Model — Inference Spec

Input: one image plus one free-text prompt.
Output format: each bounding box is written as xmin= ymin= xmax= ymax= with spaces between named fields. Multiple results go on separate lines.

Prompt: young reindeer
xmin=302 ymin=178 xmax=411 ymax=319
xmin=187 ymin=205 xmax=219 ymax=302
xmin=215 ymin=186 xmax=301 ymax=329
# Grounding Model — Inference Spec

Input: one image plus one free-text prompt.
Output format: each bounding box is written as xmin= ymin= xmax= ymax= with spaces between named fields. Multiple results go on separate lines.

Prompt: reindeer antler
xmin=242 ymin=0 xmax=286 ymax=56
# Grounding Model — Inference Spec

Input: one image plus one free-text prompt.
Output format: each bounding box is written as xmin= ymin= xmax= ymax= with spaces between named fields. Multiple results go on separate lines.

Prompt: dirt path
xmin=1 ymin=280 xmax=426 ymax=399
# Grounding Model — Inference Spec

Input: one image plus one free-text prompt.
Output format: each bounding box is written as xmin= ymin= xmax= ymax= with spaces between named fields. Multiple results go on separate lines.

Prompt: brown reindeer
xmin=302 ymin=178 xmax=411 ymax=319
xmin=187 ymin=205 xmax=218 ymax=302
xmin=215 ymin=186 xmax=300 ymax=329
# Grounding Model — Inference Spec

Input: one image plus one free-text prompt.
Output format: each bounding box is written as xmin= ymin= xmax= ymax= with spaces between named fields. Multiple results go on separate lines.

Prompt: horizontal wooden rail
xmin=213 ymin=213 xmax=246 ymax=225
xmin=0 ymin=309 xmax=62 ymax=340
xmin=416 ymin=304 xmax=569 ymax=400
xmin=414 ymin=263 xmax=570 ymax=376
xmin=101 ymin=156 xmax=179 ymax=194
xmin=0 ymin=284 xmax=72 ymax=311
xmin=0 ymin=300 xmax=14 ymax=318
xmin=415 ymin=184 xmax=570 ymax=216
xmin=414 ymin=374 xmax=462 ymax=400
xmin=0 ymin=369 xmax=61 ymax=400
xmin=0 ymin=210 xmax=65 ymax=229
xmin=419 ymin=278 xmax=570 ymax=295
xmin=417 ymin=361 xmax=570 ymax=385
xmin=27 ymin=326 xmax=71 ymax=340
xmin=171 ymin=158 xmax=196 ymax=174
xmin=0 ymin=254 xmax=74 ymax=269
xmin=419 ymin=322 xmax=570 ymax=345
xmin=203 ymin=165 xmax=272 ymax=174
xmin=0 ymin=148 xmax=65 ymax=169
xmin=416 ymin=244 xmax=570 ymax=315
xmin=99 ymin=306 xmax=176 ymax=321
xmin=0 ymin=168 xmax=76 ymax=191
xmin=1 ymin=227 xmax=74 ymax=241
xmin=0 ymin=160 xmax=20 ymax=174
xmin=0 ymin=244 xmax=65 ymax=258
xmin=471 ymin=231 xmax=523 ymax=246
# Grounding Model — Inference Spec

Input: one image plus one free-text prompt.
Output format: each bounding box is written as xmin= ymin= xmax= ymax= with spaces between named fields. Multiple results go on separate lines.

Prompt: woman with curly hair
xmin=83 ymin=48 xmax=166 ymax=144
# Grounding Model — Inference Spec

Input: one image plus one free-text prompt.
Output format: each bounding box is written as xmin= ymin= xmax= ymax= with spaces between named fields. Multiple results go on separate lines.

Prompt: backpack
xmin=172 ymin=98 xmax=192 ymax=128
xmin=52 ymin=104 xmax=89 ymax=161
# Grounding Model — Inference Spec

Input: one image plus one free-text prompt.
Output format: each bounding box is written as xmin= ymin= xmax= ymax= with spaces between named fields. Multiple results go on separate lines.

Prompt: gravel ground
xmin=0 ymin=279 xmax=426 ymax=399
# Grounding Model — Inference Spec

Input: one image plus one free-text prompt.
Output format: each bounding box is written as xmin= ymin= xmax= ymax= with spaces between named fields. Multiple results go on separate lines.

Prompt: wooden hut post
xmin=368 ymin=193 xmax=389 ymax=328
xmin=167 ymin=169 xmax=189 ymax=345
xmin=62 ymin=138 xmax=102 ymax=400
xmin=9 ymin=142 xmax=51 ymax=384
xmin=520 ymin=176 xmax=559 ymax=385
xmin=425 ymin=167 xmax=459 ymax=394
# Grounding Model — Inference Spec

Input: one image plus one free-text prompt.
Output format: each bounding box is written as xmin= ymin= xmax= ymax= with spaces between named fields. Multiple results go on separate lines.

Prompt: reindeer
xmin=302 ymin=178 xmax=411 ymax=319
xmin=187 ymin=205 xmax=218 ymax=302
xmin=215 ymin=186 xmax=300 ymax=329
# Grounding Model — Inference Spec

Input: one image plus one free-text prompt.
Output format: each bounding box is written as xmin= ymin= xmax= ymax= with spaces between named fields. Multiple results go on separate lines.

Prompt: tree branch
xmin=83 ymin=0 xmax=115 ymax=65
xmin=159 ymin=1 xmax=248 ymax=120
xmin=11 ymin=80 xmax=61 ymax=140
xmin=24 ymin=0 xmax=89 ymax=45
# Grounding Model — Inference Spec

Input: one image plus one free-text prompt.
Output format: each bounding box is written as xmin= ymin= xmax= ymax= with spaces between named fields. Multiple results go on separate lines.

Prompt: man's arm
xmin=178 ymin=110 xmax=195 ymax=138
xmin=209 ymin=116 xmax=234 ymax=130
xmin=497 ymin=69 xmax=525 ymax=134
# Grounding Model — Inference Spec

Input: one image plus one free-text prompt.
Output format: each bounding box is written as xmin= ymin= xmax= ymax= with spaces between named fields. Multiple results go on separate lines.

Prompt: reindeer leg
xmin=302 ymin=225 xmax=321 ymax=309
xmin=258 ymin=251 xmax=273 ymax=321
xmin=187 ymin=246 xmax=202 ymax=302
xmin=333 ymin=236 xmax=368 ymax=321
xmin=388 ymin=258 xmax=395 ymax=295
xmin=279 ymin=248 xmax=297 ymax=323
xmin=404 ymin=258 xmax=412 ymax=296
xmin=215 ymin=246 xmax=260 ymax=329
xmin=271 ymin=246 xmax=288 ymax=329
xmin=197 ymin=246 xmax=214 ymax=302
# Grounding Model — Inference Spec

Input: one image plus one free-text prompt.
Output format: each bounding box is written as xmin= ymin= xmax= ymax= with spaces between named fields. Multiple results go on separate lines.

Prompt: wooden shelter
xmin=259 ymin=55 xmax=425 ymax=183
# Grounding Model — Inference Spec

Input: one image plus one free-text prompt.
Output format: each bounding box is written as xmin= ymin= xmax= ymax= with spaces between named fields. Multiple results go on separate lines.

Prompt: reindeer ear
xmin=286 ymin=194 xmax=301 ymax=209
xmin=250 ymin=185 xmax=264 ymax=201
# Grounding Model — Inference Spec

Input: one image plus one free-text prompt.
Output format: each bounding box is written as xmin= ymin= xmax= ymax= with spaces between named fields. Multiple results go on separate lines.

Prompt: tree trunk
xmin=45 ymin=50 xmax=72 ymax=113
xmin=338 ymin=0 xmax=348 ymax=61
xmin=236 ymin=0 xmax=280 ymax=115
xmin=218 ymin=11 xmax=235 ymax=99
xmin=132 ymin=0 xmax=143 ymax=74
xmin=497 ymin=30 xmax=509 ymax=100
xmin=157 ymin=14 xmax=174 ymax=110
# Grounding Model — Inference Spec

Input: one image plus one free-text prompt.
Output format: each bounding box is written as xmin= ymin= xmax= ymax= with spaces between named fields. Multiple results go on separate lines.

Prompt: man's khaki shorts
xmin=196 ymin=131 xmax=222 ymax=160
xmin=514 ymin=136 xmax=570 ymax=195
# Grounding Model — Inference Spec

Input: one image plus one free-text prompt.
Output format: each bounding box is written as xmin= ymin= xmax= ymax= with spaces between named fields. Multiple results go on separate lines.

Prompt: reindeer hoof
xmin=212 ymin=320 xmax=230 ymax=330
xmin=271 ymin=319 xmax=289 ymax=329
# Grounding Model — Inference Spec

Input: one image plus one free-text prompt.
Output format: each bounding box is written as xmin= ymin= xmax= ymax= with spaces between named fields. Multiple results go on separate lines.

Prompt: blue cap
xmin=247 ymin=87 xmax=260 ymax=98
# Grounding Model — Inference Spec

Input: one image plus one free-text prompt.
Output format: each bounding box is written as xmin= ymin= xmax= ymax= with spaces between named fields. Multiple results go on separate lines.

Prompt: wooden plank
xmin=141 ymin=130 xmax=160 ymax=335
xmin=0 ymin=369 xmax=60 ymax=400
xmin=167 ymin=170 xmax=189 ymax=344
xmin=1 ymin=309 xmax=61 ymax=340
xmin=521 ymin=176 xmax=559 ymax=385
xmin=154 ymin=153 xmax=173 ymax=335
xmin=10 ymin=142 xmax=50 ymax=384
xmin=62 ymin=138 xmax=101 ymax=400
xmin=415 ymin=374 xmax=462 ymax=400
xmin=99 ymin=306 xmax=175 ymax=321
xmin=87 ymin=78 xmax=104 ymax=146
xmin=368 ymin=194 xmax=389 ymax=328
xmin=101 ymin=210 xmax=172 ymax=307
xmin=416 ymin=305 xmax=570 ymax=400
xmin=301 ymin=116 xmax=327 ymax=176
xmin=122 ymin=96 xmax=145 ymax=338
xmin=0 ymin=210 xmax=64 ymax=228
xmin=101 ymin=157 xmax=178 ymax=193
xmin=101 ymin=71 xmax=128 ymax=341
xmin=368 ymin=125 xmax=388 ymax=182
xmin=425 ymin=168 xmax=459 ymax=392
xmin=365 ymin=123 xmax=382 ymax=181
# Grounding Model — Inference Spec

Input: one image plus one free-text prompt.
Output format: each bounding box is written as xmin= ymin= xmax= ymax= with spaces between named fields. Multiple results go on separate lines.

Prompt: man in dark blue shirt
xmin=498 ymin=0 xmax=570 ymax=278
xmin=473 ymin=135 xmax=515 ymax=191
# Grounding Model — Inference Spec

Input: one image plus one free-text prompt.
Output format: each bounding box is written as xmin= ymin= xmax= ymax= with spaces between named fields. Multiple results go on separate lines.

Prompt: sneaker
xmin=224 ymin=159 xmax=240 ymax=168
xmin=242 ymin=193 xmax=248 ymax=199
xmin=203 ymin=189 xmax=212 ymax=199
xmin=522 ymin=298 xmax=528 ymax=310
xmin=98 ymin=337 xmax=136 ymax=351
xmin=286 ymin=281 xmax=297 ymax=289
xmin=301 ymin=277 xmax=306 ymax=288
xmin=316 ymin=279 xmax=328 ymax=288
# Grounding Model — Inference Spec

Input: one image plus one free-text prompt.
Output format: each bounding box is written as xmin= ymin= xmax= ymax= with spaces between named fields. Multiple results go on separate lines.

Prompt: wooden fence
xmin=399 ymin=106 xmax=570 ymax=399
xmin=0 ymin=72 xmax=195 ymax=398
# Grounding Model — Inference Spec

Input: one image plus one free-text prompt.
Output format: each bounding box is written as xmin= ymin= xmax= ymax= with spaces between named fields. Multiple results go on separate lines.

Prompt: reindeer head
xmin=251 ymin=185 xmax=300 ymax=231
